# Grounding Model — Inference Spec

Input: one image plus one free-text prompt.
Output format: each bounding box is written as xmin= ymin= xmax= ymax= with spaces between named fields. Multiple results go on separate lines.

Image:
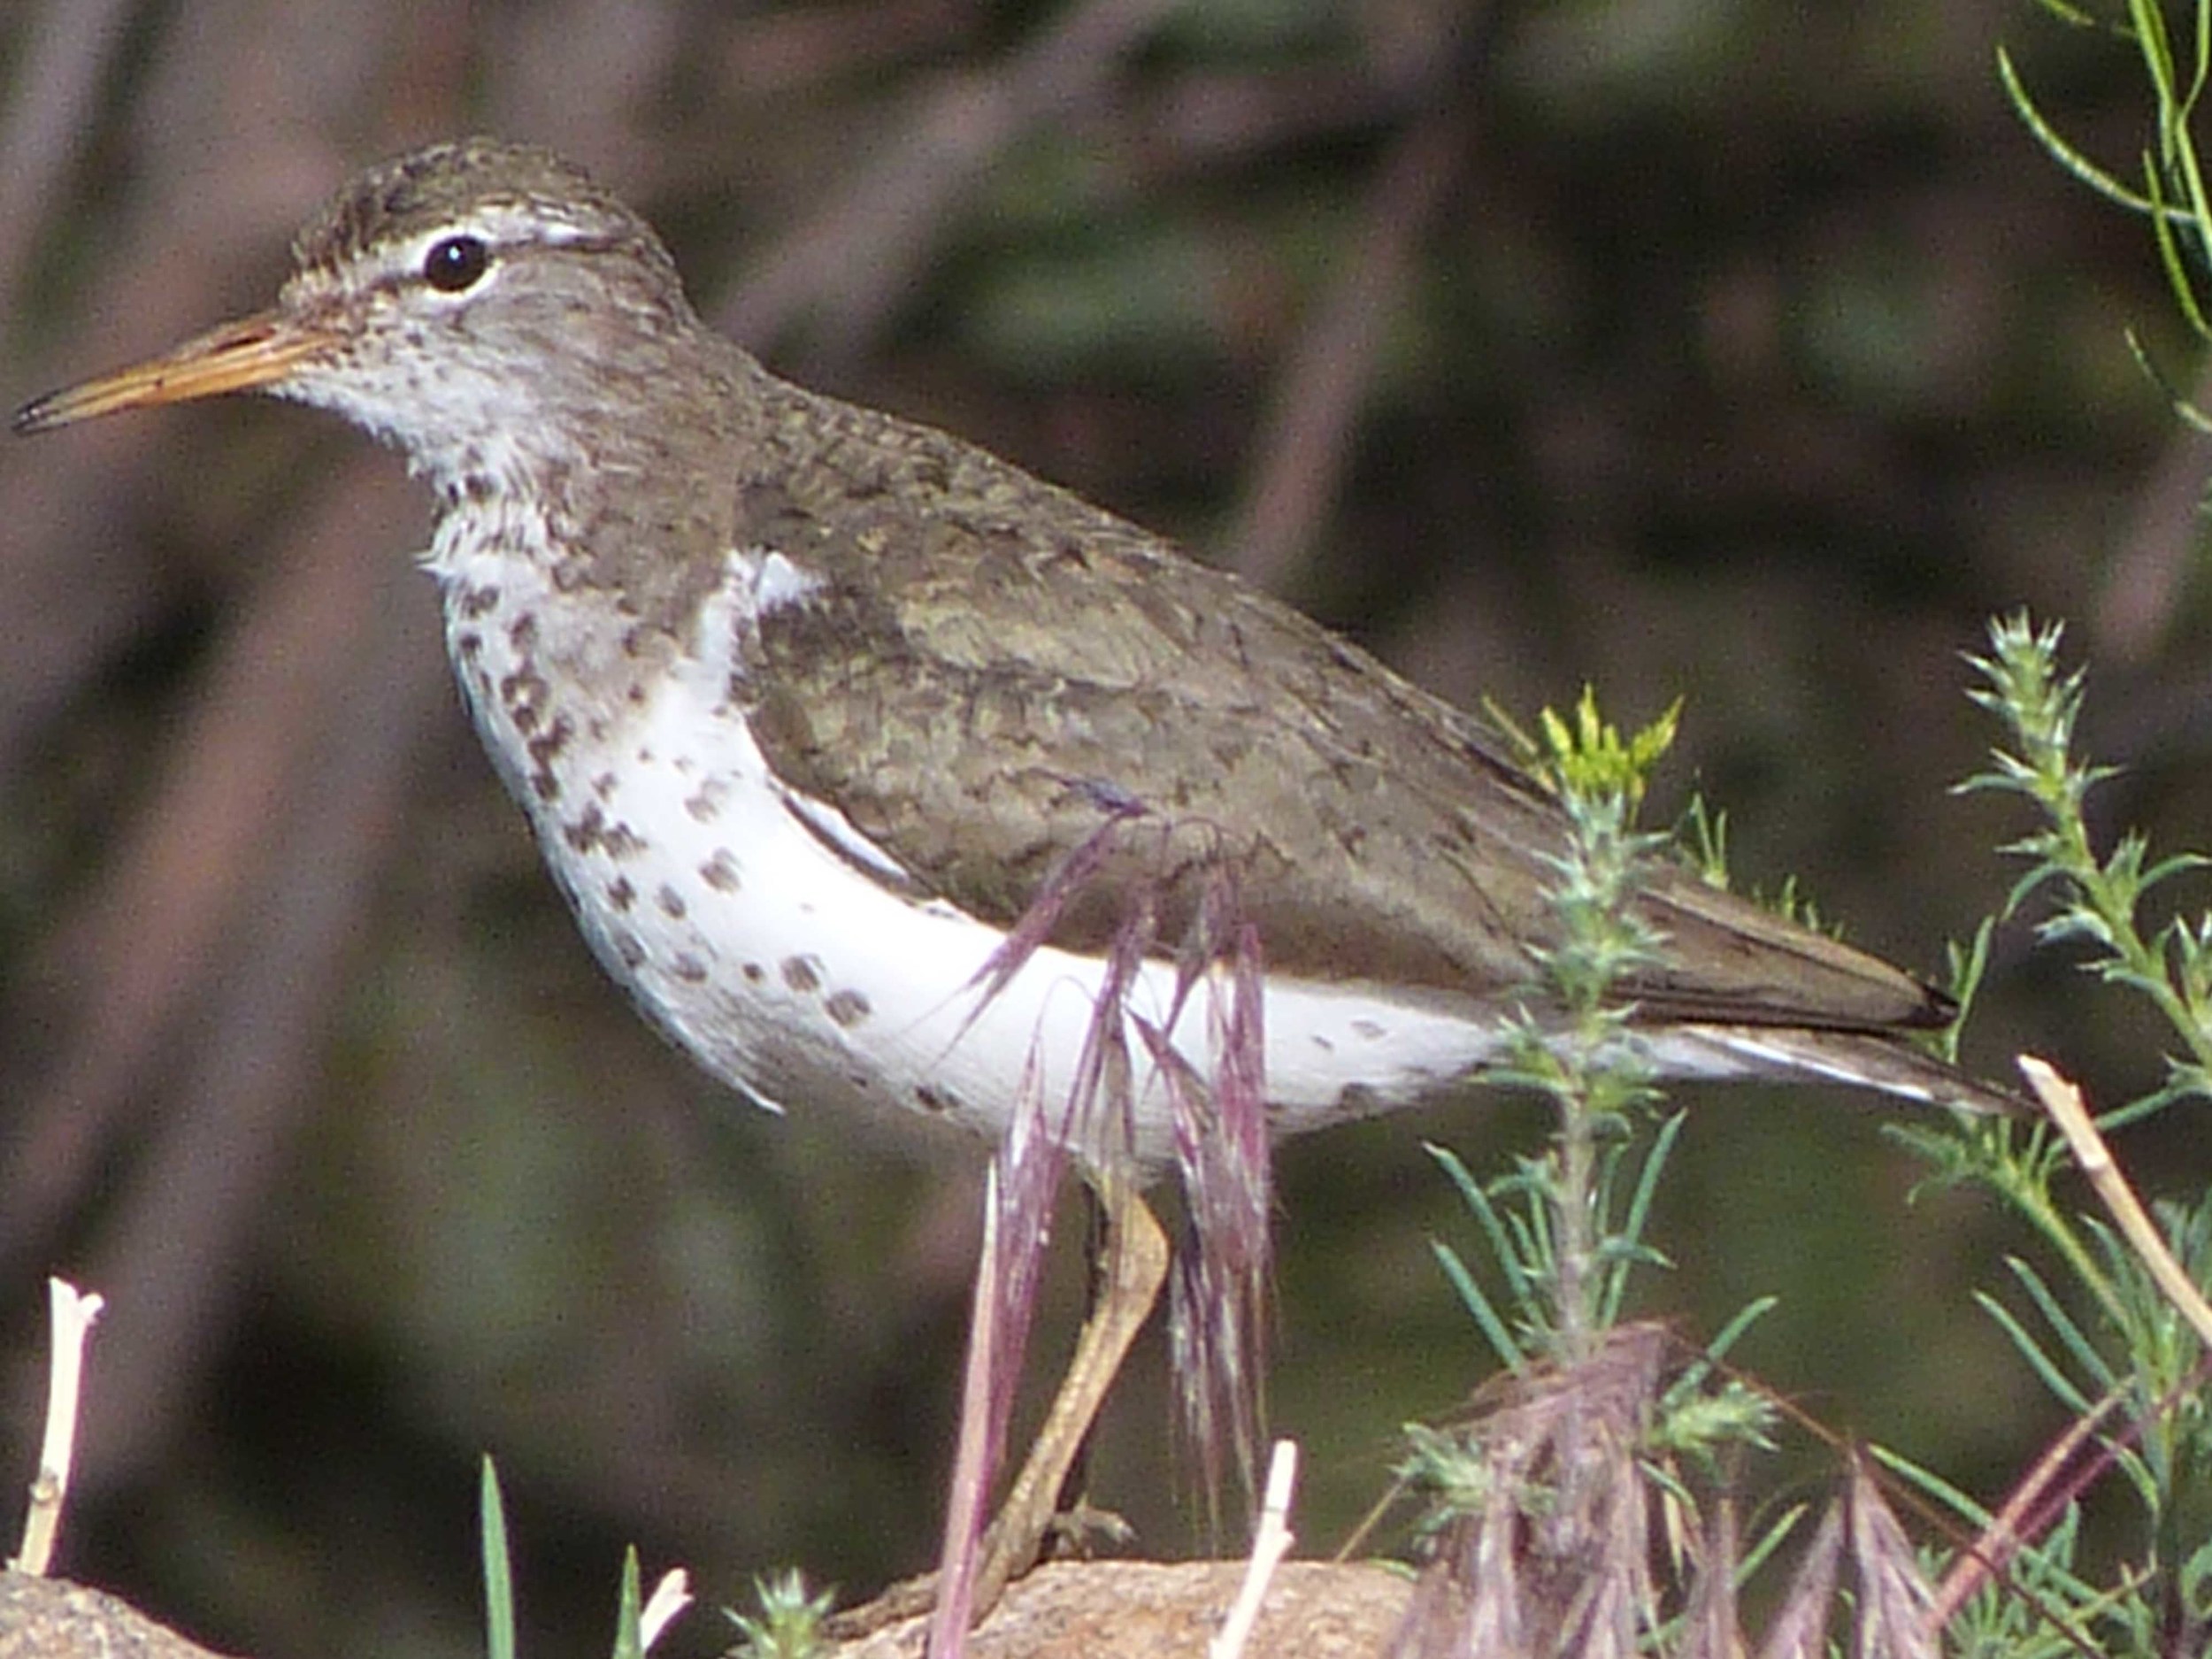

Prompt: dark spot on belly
xmin=701 ymin=850 xmax=741 ymax=892
xmin=460 ymin=584 xmax=501 ymax=619
xmin=915 ymin=1084 xmax=960 ymax=1116
xmin=742 ymin=962 xmax=765 ymax=983
xmin=565 ymin=803 xmax=606 ymax=852
xmin=1335 ymin=1082 xmax=1383 ymax=1117
xmin=780 ymin=955 xmax=823 ymax=994
xmin=685 ymin=781 xmax=726 ymax=823
xmin=611 ymin=928 xmax=646 ymax=970
xmin=500 ymin=667 xmax=549 ymax=732
xmin=508 ymin=611 xmax=536 ymax=649
xmin=657 ymin=885 xmax=687 ymax=919
xmin=606 ymin=877 xmax=635 ymax=912
xmin=824 ymin=988 xmax=872 ymax=1027
xmin=526 ymin=714 xmax=572 ymax=774
xmin=672 ymin=952 xmax=710 ymax=983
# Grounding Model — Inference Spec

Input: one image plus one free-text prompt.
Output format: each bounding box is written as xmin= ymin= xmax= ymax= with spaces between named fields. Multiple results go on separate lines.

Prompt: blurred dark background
xmin=2 ymin=1 xmax=2208 ymax=1655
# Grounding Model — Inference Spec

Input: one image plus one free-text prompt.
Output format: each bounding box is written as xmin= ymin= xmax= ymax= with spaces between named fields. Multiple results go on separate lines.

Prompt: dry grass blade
xmin=1389 ymin=1324 xmax=1668 ymax=1659
xmin=2020 ymin=1055 xmax=2212 ymax=1350
xmin=1159 ymin=871 xmax=1273 ymax=1500
xmin=1676 ymin=1490 xmax=1742 ymax=1659
xmin=1931 ymin=1382 xmax=2125 ymax=1625
xmin=1846 ymin=1455 xmax=1939 ymax=1659
xmin=929 ymin=1164 xmax=1010 ymax=1659
xmin=956 ymin=800 xmax=1148 ymax=1033
xmin=1754 ymin=1498 xmax=1844 ymax=1659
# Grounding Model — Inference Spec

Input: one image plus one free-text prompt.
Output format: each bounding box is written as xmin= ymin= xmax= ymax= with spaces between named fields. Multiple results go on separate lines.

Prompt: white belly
xmin=563 ymin=684 xmax=1521 ymax=1163
xmin=434 ymin=545 xmax=1519 ymax=1167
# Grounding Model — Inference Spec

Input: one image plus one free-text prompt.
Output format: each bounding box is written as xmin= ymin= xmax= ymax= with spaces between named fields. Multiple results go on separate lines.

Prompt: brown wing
xmin=733 ymin=378 xmax=1949 ymax=1036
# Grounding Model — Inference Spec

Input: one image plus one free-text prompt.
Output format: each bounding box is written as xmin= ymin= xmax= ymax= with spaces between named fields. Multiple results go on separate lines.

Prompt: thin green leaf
xmin=611 ymin=1547 xmax=643 ymax=1659
xmin=481 ymin=1457 xmax=517 ymax=1659
xmin=2144 ymin=155 xmax=2212 ymax=340
xmin=1666 ymin=1295 xmax=1778 ymax=1402
xmin=2125 ymin=326 xmax=2212 ymax=431
xmin=1976 ymin=1287 xmax=2098 ymax=1412
xmin=1734 ymin=1502 xmax=1808 ymax=1586
xmin=1430 ymin=1240 xmax=1526 ymax=1374
xmin=1426 ymin=1142 xmax=1534 ymax=1308
xmin=2000 ymin=46 xmax=2170 ymax=215
xmin=2006 ymin=1256 xmax=2119 ymax=1389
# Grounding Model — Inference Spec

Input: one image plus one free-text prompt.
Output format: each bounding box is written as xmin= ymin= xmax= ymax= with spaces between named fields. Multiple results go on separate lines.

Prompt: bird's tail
xmin=1675 ymin=1025 xmax=2027 ymax=1116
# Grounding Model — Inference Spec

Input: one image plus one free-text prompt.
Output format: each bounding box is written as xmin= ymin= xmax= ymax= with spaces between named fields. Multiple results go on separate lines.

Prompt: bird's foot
xmin=1042 ymin=1496 xmax=1136 ymax=1560
xmin=818 ymin=1501 xmax=1137 ymax=1641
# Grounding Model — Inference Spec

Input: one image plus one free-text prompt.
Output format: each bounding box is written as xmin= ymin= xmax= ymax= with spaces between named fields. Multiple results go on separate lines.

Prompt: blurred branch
xmin=76 ymin=518 xmax=448 ymax=1484
xmin=0 ymin=3 xmax=378 ymax=772
xmin=712 ymin=0 xmax=977 ymax=100
xmin=0 ymin=0 xmax=134 ymax=331
xmin=1220 ymin=108 xmax=1463 ymax=594
xmin=716 ymin=0 xmax=1184 ymax=361
xmin=0 ymin=468 xmax=414 ymax=1274
xmin=2091 ymin=351 xmax=2212 ymax=664
xmin=0 ymin=467 xmax=444 ymax=1494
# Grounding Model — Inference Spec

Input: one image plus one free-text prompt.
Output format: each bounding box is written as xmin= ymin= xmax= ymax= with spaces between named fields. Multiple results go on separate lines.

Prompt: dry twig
xmin=10 ymin=1279 xmax=104 ymax=1576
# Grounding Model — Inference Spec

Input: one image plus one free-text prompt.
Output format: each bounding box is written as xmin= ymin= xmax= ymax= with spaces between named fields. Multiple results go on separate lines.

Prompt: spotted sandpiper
xmin=17 ymin=138 xmax=2009 ymax=1619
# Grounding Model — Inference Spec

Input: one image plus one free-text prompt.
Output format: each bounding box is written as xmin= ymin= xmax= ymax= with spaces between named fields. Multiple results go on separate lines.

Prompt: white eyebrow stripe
xmin=350 ymin=209 xmax=612 ymax=301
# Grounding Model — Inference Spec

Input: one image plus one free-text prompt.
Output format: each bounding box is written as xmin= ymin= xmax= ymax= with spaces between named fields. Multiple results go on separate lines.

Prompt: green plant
xmin=1874 ymin=616 xmax=2212 ymax=1655
xmin=2004 ymin=0 xmax=2212 ymax=428
xmin=724 ymin=1570 xmax=835 ymax=1659
xmin=478 ymin=1458 xmax=693 ymax=1659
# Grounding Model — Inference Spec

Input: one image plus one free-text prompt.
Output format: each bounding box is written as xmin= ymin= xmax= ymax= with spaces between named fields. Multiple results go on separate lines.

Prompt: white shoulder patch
xmin=694 ymin=547 xmax=826 ymax=687
xmin=735 ymin=547 xmax=824 ymax=615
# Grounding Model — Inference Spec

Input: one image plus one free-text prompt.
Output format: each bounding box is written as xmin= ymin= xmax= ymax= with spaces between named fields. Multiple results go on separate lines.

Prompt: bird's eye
xmin=422 ymin=234 xmax=490 ymax=294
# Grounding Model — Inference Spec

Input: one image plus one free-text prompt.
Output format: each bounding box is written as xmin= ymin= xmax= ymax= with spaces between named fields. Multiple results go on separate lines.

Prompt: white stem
xmin=12 ymin=1278 xmax=105 ymax=1576
xmin=1210 ymin=1439 xmax=1299 ymax=1659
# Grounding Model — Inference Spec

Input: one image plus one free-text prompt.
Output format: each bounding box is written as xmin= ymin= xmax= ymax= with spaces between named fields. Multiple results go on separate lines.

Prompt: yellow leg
xmin=970 ymin=1178 xmax=1170 ymax=1614
xmin=831 ymin=1178 xmax=1170 ymax=1640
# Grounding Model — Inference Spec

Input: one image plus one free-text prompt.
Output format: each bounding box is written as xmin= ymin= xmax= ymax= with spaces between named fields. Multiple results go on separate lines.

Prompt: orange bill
xmin=13 ymin=310 xmax=335 ymax=434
